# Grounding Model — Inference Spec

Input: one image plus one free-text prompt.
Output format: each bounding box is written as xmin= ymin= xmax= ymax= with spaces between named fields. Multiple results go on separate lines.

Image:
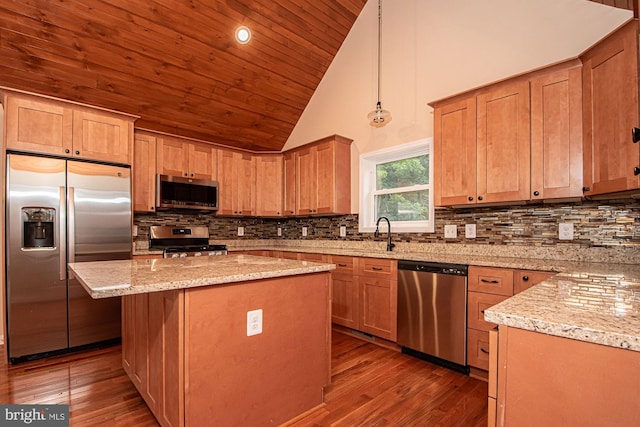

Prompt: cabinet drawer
xmin=357 ymin=257 xmax=397 ymax=278
xmin=299 ymin=252 xmax=327 ymax=262
xmin=468 ymin=292 xmax=509 ymax=331
xmin=329 ymin=255 xmax=356 ymax=275
xmin=514 ymin=270 xmax=554 ymax=294
xmin=467 ymin=328 xmax=490 ymax=370
xmin=279 ymin=251 xmax=300 ymax=260
xmin=468 ymin=266 xmax=514 ymax=296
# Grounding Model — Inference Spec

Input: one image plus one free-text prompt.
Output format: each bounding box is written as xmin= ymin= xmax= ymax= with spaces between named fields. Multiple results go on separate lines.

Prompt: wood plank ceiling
xmin=0 ymin=0 xmax=366 ymax=151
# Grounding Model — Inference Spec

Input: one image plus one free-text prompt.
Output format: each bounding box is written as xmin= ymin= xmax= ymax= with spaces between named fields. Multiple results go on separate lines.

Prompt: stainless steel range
xmin=149 ymin=226 xmax=227 ymax=258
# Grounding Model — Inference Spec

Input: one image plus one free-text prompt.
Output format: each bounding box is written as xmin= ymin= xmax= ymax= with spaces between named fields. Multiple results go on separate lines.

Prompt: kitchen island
xmin=68 ymin=254 xmax=335 ymax=427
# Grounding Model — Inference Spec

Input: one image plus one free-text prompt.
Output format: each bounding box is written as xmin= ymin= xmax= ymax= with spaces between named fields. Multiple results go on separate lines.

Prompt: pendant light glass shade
xmin=368 ymin=0 xmax=391 ymax=127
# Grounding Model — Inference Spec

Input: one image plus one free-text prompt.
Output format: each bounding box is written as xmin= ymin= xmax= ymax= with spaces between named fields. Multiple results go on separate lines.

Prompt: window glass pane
xmin=374 ymin=190 xmax=430 ymax=221
xmin=375 ymin=155 xmax=429 ymax=190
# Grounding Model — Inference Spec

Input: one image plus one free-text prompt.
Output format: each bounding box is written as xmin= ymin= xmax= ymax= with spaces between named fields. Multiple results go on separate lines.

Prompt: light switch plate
xmin=237 ymin=226 xmax=244 ymax=236
xmin=444 ymin=224 xmax=457 ymax=238
xmin=277 ymin=227 xmax=282 ymax=237
xmin=247 ymin=309 xmax=263 ymax=336
xmin=465 ymin=224 xmax=476 ymax=239
xmin=340 ymin=225 xmax=347 ymax=237
xmin=302 ymin=226 xmax=308 ymax=237
xmin=559 ymin=222 xmax=574 ymax=240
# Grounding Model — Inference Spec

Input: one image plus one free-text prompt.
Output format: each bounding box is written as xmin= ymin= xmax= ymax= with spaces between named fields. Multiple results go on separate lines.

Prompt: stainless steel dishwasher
xmin=397 ymin=260 xmax=469 ymax=373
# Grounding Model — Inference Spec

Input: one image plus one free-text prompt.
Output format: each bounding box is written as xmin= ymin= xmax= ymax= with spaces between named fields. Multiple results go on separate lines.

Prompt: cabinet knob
xmin=468 ymin=196 xmax=474 ymax=201
xmin=184 ymin=173 xmax=188 ymax=177
xmin=478 ymin=195 xmax=484 ymax=201
xmin=151 ymin=206 xmax=155 ymax=211
xmin=632 ymin=127 xmax=640 ymax=143
xmin=75 ymin=150 xmax=80 ymax=155
xmin=522 ymin=276 xmax=529 ymax=281
xmin=582 ymin=186 xmax=591 ymax=192
xmin=635 ymin=167 xmax=640 ymax=176
xmin=533 ymin=191 xmax=540 ymax=196
xmin=65 ymin=149 xmax=70 ymax=154
xmin=190 ymin=173 xmax=194 ymax=177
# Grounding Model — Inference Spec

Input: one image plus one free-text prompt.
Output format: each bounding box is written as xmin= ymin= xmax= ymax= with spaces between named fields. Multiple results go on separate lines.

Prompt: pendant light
xmin=367 ymin=0 xmax=391 ymax=127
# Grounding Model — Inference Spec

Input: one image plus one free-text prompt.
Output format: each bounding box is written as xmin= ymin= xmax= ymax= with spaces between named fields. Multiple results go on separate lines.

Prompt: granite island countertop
xmin=68 ymin=254 xmax=335 ymax=299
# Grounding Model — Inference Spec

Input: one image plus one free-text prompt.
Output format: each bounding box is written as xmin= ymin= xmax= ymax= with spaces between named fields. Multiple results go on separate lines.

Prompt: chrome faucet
xmin=374 ymin=216 xmax=395 ymax=251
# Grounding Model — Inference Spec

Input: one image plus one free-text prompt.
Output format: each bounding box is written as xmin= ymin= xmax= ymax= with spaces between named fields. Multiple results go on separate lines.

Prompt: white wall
xmin=283 ymin=0 xmax=632 ymax=213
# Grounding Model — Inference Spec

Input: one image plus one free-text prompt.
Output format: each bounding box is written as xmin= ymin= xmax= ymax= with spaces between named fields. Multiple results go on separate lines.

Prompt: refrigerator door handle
xmin=68 ymin=186 xmax=75 ymax=265
xmin=59 ymin=186 xmax=67 ymax=281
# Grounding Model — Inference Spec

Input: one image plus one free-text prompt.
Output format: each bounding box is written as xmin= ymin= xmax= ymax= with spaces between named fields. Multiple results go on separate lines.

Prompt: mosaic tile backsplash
xmin=134 ymin=198 xmax=640 ymax=249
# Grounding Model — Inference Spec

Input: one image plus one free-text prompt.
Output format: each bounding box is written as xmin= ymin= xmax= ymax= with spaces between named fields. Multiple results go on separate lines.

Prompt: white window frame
xmin=359 ymin=138 xmax=434 ymax=233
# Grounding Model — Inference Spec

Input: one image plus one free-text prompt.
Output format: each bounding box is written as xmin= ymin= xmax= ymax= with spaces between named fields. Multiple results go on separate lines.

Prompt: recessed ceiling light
xmin=235 ymin=26 xmax=251 ymax=44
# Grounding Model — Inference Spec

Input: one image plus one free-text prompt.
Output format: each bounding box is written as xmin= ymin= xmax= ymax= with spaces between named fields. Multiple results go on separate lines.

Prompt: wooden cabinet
xmin=217 ymin=149 xmax=255 ymax=216
xmin=530 ymin=65 xmax=583 ymax=200
xmin=156 ymin=136 xmax=216 ymax=180
xmin=581 ymin=19 xmax=640 ymax=196
xmin=283 ymin=151 xmax=296 ymax=216
xmin=467 ymin=266 xmax=553 ymax=372
xmin=133 ymin=131 xmax=157 ymax=212
xmin=286 ymin=135 xmax=352 ymax=216
xmin=3 ymin=90 xmax=134 ymax=164
xmin=255 ymin=154 xmax=284 ymax=217
xmin=476 ymin=80 xmax=531 ymax=204
xmin=433 ymin=97 xmax=477 ymax=206
xmin=122 ymin=290 xmax=184 ymax=427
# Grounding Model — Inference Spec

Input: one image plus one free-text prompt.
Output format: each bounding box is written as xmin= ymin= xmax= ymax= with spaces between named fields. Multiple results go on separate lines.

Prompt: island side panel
xmin=497 ymin=326 xmax=640 ymax=427
xmin=184 ymin=272 xmax=331 ymax=427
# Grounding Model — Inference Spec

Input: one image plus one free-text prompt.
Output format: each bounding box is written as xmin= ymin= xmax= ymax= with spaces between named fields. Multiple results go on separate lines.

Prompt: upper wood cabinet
xmin=133 ymin=131 xmax=157 ymax=213
xmin=3 ymin=90 xmax=134 ymax=165
xmin=581 ymin=19 xmax=640 ymax=196
xmin=283 ymin=151 xmax=296 ymax=216
xmin=530 ymin=65 xmax=583 ymax=200
xmin=255 ymin=154 xmax=284 ymax=217
xmin=156 ymin=136 xmax=216 ymax=180
xmin=217 ymin=148 xmax=255 ymax=216
xmin=287 ymin=134 xmax=352 ymax=216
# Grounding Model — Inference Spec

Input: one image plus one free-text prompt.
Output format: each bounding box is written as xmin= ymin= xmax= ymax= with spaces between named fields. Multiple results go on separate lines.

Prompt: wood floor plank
xmin=1 ymin=330 xmax=487 ymax=426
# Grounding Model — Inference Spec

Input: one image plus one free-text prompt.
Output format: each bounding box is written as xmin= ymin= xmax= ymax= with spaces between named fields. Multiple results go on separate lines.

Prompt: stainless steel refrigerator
xmin=5 ymin=153 xmax=131 ymax=362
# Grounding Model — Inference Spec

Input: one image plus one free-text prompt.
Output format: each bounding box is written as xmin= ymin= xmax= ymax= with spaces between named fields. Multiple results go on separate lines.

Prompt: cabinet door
xmin=467 ymin=328 xmax=490 ymax=370
xmin=468 ymin=292 xmax=509 ymax=331
xmin=217 ymin=149 xmax=254 ymax=216
xmin=360 ymin=276 xmax=397 ymax=341
xmin=513 ymin=270 xmax=554 ymax=294
xmin=132 ymin=294 xmax=149 ymax=393
xmin=187 ymin=143 xmax=215 ymax=180
xmin=133 ymin=132 xmax=157 ymax=212
xmin=237 ymin=152 xmax=255 ymax=216
xmin=315 ymin=142 xmax=336 ymax=214
xmin=581 ymin=20 xmax=640 ymax=195
xmin=332 ymin=273 xmax=359 ymax=329
xmin=255 ymin=154 xmax=283 ymax=216
xmin=5 ymin=94 xmax=74 ymax=156
xmin=72 ymin=110 xmax=131 ymax=164
xmin=433 ymin=97 xmax=477 ymax=206
xmin=477 ymin=80 xmax=531 ymax=203
xmin=531 ymin=67 xmax=583 ymax=200
xmin=283 ymin=151 xmax=296 ymax=216
xmin=157 ymin=137 xmax=189 ymax=177
xmin=296 ymin=145 xmax=318 ymax=215
xmin=217 ymin=149 xmax=236 ymax=215
xmin=121 ymin=295 xmax=135 ymax=376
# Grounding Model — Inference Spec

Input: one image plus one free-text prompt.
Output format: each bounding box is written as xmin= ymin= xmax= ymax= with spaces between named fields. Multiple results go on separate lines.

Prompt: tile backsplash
xmin=134 ymin=198 xmax=639 ymax=249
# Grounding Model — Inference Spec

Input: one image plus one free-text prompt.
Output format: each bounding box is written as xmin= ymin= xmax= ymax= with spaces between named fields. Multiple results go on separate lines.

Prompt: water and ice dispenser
xmin=22 ymin=208 xmax=55 ymax=249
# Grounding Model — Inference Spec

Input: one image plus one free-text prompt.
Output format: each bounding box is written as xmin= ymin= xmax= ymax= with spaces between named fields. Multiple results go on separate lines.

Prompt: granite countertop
xmin=132 ymin=240 xmax=640 ymax=352
xmin=68 ymin=254 xmax=335 ymax=299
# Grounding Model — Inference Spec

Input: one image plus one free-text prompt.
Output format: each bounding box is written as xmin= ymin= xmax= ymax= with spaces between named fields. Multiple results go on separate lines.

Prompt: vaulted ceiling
xmin=0 ymin=1 xmax=634 ymax=152
xmin=0 ymin=0 xmax=366 ymax=151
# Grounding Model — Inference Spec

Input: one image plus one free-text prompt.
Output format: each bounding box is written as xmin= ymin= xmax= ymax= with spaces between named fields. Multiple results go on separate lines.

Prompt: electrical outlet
xmin=302 ymin=226 xmax=308 ymax=237
xmin=559 ymin=222 xmax=574 ymax=240
xmin=246 ymin=309 xmax=263 ymax=336
xmin=444 ymin=224 xmax=457 ymax=238
xmin=465 ymin=224 xmax=476 ymax=239
xmin=340 ymin=225 xmax=347 ymax=237
xmin=277 ymin=227 xmax=282 ymax=237
xmin=237 ymin=226 xmax=244 ymax=236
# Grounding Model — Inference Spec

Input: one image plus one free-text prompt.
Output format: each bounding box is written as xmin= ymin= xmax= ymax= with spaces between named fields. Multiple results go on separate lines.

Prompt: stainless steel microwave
xmin=156 ymin=174 xmax=219 ymax=211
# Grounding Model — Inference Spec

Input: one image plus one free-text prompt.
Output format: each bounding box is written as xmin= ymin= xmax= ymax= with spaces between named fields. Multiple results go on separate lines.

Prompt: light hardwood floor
xmin=0 ymin=331 xmax=487 ymax=426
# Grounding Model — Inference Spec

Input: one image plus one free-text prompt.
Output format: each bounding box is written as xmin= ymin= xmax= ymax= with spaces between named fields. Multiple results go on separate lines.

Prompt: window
xmin=359 ymin=138 xmax=434 ymax=233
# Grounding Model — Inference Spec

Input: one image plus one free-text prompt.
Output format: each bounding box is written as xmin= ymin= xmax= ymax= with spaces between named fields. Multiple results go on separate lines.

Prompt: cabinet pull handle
xmin=522 ymin=275 xmax=529 ymax=281
xmin=480 ymin=348 xmax=489 ymax=354
xmin=632 ymin=127 xmax=640 ymax=143
xmin=481 ymin=310 xmax=485 ymax=314
xmin=582 ymin=186 xmax=591 ymax=192
xmin=480 ymin=279 xmax=499 ymax=284
xmin=338 ymin=263 xmax=348 ymax=267
xmin=634 ymin=167 xmax=640 ymax=176
xmin=372 ymin=267 xmax=383 ymax=271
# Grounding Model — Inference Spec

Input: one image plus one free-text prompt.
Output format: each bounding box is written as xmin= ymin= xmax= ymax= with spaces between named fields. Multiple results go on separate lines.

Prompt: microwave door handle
xmin=59 ymin=186 xmax=67 ymax=281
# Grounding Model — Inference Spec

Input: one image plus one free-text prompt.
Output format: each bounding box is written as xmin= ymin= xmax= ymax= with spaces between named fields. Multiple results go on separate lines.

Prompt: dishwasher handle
xmin=398 ymin=260 xmax=468 ymax=276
